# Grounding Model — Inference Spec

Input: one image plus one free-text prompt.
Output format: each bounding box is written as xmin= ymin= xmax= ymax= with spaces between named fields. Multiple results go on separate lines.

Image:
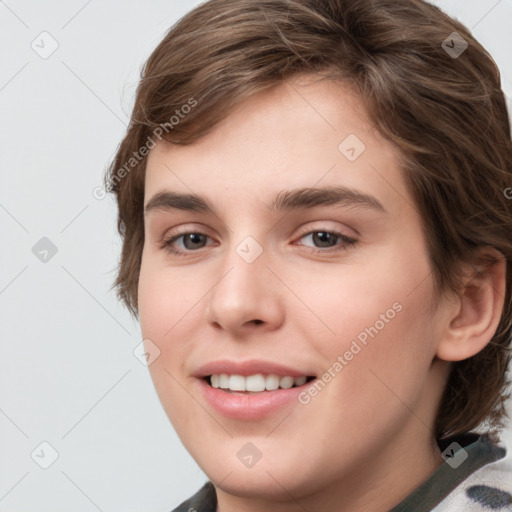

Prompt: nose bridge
xmin=205 ymin=231 xmax=283 ymax=332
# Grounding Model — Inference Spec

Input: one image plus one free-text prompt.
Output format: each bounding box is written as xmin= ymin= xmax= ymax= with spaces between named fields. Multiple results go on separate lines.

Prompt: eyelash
xmin=158 ymin=229 xmax=358 ymax=257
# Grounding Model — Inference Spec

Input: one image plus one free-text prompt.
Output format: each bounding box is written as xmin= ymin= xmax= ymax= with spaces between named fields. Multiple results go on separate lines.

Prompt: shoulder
xmin=433 ymin=435 xmax=512 ymax=511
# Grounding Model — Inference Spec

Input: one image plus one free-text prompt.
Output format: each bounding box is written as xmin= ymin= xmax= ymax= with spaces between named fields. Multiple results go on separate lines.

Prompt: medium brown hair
xmin=104 ymin=0 xmax=512 ymax=442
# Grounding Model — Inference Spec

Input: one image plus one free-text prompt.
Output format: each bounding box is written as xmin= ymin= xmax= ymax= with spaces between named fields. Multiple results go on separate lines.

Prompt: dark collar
xmin=390 ymin=433 xmax=506 ymax=511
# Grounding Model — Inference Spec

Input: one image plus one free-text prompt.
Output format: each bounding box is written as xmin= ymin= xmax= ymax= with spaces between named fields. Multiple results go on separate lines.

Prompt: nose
xmin=204 ymin=241 xmax=285 ymax=335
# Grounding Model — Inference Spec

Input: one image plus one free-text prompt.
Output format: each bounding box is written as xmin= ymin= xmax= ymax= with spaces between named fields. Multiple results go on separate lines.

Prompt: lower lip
xmin=197 ymin=378 xmax=313 ymax=420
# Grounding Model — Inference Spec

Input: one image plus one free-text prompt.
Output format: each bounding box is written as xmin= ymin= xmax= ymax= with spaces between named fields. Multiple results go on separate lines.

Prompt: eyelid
xmin=159 ymin=223 xmax=213 ymax=241
xmin=294 ymin=222 xmax=357 ymax=240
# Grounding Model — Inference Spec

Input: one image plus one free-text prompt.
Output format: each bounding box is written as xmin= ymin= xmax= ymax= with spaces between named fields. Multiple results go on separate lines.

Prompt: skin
xmin=138 ymin=74 xmax=506 ymax=512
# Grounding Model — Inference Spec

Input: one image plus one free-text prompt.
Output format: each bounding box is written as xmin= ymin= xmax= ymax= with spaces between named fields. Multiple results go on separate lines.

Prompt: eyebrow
xmin=144 ymin=186 xmax=387 ymax=216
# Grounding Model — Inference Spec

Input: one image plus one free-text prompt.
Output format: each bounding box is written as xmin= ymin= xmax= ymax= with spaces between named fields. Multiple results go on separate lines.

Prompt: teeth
xmin=246 ymin=374 xmax=266 ymax=392
xmin=279 ymin=376 xmax=294 ymax=389
xmin=229 ymin=374 xmax=246 ymax=391
xmin=209 ymin=373 xmax=310 ymax=392
xmin=265 ymin=374 xmax=280 ymax=391
xmin=294 ymin=376 xmax=307 ymax=386
xmin=219 ymin=373 xmax=230 ymax=389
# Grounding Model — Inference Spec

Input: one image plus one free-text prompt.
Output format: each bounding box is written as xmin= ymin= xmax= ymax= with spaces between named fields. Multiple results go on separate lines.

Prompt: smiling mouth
xmin=203 ymin=374 xmax=316 ymax=394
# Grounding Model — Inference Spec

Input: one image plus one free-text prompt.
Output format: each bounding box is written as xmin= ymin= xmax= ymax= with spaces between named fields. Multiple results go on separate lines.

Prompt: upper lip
xmin=194 ymin=359 xmax=316 ymax=378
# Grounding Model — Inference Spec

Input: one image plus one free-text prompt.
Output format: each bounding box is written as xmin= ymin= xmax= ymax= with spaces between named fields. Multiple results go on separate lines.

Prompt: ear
xmin=435 ymin=247 xmax=507 ymax=362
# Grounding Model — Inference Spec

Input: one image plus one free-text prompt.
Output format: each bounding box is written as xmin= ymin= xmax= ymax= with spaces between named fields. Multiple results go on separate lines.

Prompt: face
xmin=138 ymin=75 xmax=450 ymax=506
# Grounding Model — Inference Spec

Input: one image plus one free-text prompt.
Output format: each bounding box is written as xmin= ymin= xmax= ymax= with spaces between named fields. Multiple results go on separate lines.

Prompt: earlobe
xmin=435 ymin=248 xmax=506 ymax=362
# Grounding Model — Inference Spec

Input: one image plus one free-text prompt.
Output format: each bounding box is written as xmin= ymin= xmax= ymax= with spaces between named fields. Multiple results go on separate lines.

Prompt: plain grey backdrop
xmin=1 ymin=0 xmax=512 ymax=510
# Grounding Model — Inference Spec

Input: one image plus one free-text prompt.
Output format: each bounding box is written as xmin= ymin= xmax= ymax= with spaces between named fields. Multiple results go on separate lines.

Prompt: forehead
xmin=144 ymin=75 xmax=413 ymax=218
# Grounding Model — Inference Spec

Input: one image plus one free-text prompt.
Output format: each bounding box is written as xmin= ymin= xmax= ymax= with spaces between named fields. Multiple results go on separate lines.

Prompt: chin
xmin=189 ymin=441 xmax=324 ymax=500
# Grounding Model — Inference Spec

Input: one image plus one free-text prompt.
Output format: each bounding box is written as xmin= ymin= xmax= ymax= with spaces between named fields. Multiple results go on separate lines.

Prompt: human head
xmin=105 ymin=0 xmax=512 ymax=467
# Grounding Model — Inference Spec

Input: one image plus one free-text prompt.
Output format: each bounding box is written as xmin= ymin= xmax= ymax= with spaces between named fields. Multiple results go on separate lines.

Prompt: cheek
xmin=138 ymin=256 xmax=194 ymax=391
xmin=290 ymin=278 xmax=437 ymax=447
xmin=292 ymin=248 xmax=428 ymax=336
xmin=138 ymin=251 xmax=201 ymax=340
xmin=138 ymin=261 xmax=202 ymax=428
xmin=291 ymin=247 xmax=436 ymax=390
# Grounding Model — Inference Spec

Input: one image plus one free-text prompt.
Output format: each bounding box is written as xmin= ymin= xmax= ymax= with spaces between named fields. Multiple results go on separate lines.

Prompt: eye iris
xmin=184 ymin=233 xmax=206 ymax=249
xmin=312 ymin=231 xmax=337 ymax=248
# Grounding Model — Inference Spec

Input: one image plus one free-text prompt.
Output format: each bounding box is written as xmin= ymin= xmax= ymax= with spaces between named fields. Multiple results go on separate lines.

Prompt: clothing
xmin=171 ymin=432 xmax=511 ymax=511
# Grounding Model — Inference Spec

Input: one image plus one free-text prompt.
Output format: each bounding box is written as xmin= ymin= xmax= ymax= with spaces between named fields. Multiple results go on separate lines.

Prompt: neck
xmin=214 ymin=427 xmax=444 ymax=512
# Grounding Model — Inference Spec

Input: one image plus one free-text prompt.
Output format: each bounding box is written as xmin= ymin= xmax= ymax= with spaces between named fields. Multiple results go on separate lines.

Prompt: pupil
xmin=184 ymin=233 xmax=205 ymax=249
xmin=313 ymin=232 xmax=336 ymax=247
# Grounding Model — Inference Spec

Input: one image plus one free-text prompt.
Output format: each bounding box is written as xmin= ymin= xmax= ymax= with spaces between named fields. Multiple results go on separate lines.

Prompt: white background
xmin=1 ymin=1 xmax=511 ymax=510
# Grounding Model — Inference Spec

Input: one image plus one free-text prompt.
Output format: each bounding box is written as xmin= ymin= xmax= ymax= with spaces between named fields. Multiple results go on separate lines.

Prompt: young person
xmin=104 ymin=0 xmax=512 ymax=510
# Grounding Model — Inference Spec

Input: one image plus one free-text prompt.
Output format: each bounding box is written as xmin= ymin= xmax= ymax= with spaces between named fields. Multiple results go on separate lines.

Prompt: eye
xmin=159 ymin=229 xmax=358 ymax=257
xmin=159 ymin=232 xmax=214 ymax=256
xmin=296 ymin=230 xmax=358 ymax=253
